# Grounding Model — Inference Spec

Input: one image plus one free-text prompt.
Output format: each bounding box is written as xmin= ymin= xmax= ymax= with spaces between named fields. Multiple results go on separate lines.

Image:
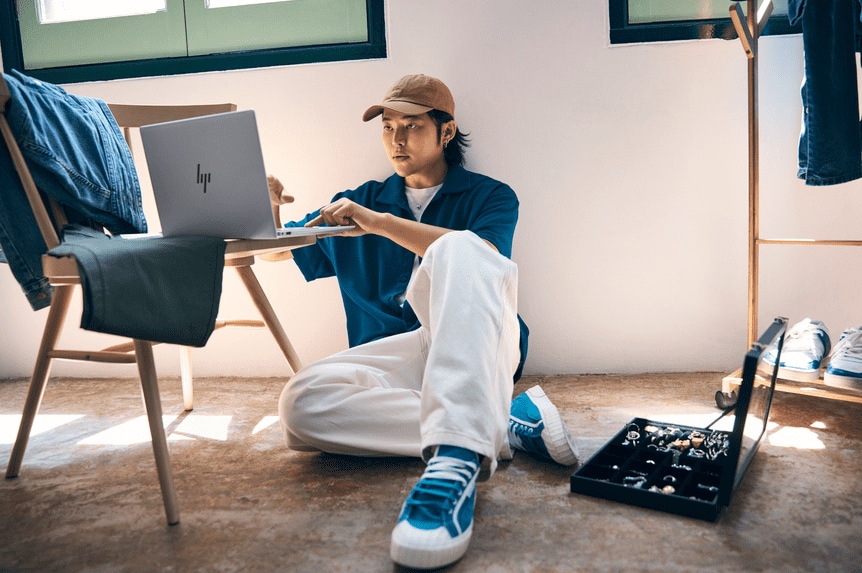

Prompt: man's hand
xmin=305 ymin=199 xmax=491 ymax=257
xmin=267 ymin=175 xmax=295 ymax=205
xmin=267 ymin=175 xmax=296 ymax=228
xmin=306 ymin=198 xmax=373 ymax=237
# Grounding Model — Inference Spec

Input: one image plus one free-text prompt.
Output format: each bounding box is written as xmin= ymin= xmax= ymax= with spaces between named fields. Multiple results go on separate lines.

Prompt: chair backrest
xmin=107 ymin=103 xmax=237 ymax=149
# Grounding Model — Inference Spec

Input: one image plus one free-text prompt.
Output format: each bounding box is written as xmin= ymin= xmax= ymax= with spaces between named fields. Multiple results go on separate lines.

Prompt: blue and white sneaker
xmin=825 ymin=326 xmax=862 ymax=391
xmin=509 ymin=385 xmax=579 ymax=466
xmin=761 ymin=318 xmax=831 ymax=382
xmin=390 ymin=445 xmax=479 ymax=569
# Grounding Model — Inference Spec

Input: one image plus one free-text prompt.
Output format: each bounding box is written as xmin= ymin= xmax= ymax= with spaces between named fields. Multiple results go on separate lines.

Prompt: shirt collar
xmin=377 ymin=164 xmax=470 ymax=206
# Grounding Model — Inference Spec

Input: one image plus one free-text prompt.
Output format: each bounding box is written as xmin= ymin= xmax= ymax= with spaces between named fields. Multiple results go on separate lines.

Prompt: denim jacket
xmin=0 ymin=71 xmax=147 ymax=309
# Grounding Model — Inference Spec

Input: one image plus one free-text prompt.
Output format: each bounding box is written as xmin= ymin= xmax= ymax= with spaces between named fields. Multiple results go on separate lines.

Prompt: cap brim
xmin=362 ymin=100 xmax=434 ymax=122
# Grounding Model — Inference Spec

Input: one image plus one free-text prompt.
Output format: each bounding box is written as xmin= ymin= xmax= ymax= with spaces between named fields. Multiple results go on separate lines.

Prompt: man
xmin=276 ymin=74 xmax=579 ymax=569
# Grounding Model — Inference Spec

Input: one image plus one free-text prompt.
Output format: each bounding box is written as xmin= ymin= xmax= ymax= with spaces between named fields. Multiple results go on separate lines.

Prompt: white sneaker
xmin=824 ymin=327 xmax=862 ymax=391
xmin=762 ymin=318 xmax=831 ymax=382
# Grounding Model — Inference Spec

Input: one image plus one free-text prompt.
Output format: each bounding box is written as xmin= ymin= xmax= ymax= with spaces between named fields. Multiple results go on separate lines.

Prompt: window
xmin=0 ymin=0 xmax=385 ymax=83
xmin=610 ymin=0 xmax=799 ymax=44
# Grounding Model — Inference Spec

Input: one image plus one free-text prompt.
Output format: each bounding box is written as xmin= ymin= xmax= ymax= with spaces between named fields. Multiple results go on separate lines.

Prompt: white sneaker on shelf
xmin=761 ymin=318 xmax=831 ymax=382
xmin=824 ymin=326 xmax=862 ymax=391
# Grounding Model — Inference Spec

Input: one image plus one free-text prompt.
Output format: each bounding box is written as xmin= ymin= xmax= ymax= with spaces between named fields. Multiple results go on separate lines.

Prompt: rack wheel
xmin=715 ymin=390 xmax=738 ymax=409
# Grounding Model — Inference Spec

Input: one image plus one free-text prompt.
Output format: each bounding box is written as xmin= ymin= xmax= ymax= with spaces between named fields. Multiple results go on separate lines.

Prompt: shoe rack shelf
xmin=723 ymin=368 xmax=862 ymax=405
xmin=721 ymin=1 xmax=862 ymax=403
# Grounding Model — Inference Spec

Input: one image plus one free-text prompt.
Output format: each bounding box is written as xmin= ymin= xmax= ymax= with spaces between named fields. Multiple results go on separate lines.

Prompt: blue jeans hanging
xmin=789 ymin=0 xmax=862 ymax=186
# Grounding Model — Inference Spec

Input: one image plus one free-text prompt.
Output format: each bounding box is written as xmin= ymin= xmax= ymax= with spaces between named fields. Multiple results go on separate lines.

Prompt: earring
xmin=443 ymin=139 xmax=449 ymax=149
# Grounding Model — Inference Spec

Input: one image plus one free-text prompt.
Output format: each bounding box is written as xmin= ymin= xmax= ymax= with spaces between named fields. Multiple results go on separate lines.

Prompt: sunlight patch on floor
xmin=78 ymin=415 xmax=179 ymax=446
xmin=768 ymin=425 xmax=826 ymax=450
xmin=172 ymin=415 xmax=233 ymax=441
xmin=1 ymin=413 xmax=286 ymax=446
xmin=0 ymin=414 xmax=85 ymax=445
xmin=252 ymin=415 xmax=279 ymax=435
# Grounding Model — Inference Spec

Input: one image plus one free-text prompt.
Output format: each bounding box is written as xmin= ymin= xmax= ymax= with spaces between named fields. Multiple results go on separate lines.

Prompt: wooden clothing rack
xmin=722 ymin=0 xmax=862 ymax=404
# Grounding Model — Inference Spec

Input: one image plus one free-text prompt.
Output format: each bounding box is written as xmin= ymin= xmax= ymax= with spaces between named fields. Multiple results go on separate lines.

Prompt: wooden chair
xmin=0 ymin=79 xmax=312 ymax=525
xmin=109 ymin=103 xmax=309 ymax=410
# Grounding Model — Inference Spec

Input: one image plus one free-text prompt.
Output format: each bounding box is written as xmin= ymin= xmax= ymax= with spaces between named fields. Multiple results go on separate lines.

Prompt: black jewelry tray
xmin=570 ymin=317 xmax=788 ymax=521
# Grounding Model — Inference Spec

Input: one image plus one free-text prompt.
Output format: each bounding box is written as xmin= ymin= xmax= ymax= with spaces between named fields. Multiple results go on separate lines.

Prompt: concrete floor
xmin=1 ymin=373 xmax=861 ymax=573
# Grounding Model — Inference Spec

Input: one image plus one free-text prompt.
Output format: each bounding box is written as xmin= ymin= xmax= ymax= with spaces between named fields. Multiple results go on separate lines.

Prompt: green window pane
xmin=206 ymin=0 xmax=288 ymax=7
xmin=19 ymin=0 xmax=187 ymax=69
xmin=185 ymin=0 xmax=368 ymax=56
xmin=628 ymin=0 xmax=788 ymax=24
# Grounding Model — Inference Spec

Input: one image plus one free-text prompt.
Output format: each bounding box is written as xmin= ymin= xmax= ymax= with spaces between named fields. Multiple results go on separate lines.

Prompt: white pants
xmin=278 ymin=231 xmax=521 ymax=478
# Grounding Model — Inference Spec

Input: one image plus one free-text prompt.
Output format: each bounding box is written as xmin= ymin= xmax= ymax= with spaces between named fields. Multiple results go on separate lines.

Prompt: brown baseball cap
xmin=362 ymin=74 xmax=456 ymax=122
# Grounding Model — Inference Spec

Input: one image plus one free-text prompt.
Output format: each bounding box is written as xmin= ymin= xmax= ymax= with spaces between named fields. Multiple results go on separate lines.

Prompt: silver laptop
xmin=139 ymin=110 xmax=353 ymax=240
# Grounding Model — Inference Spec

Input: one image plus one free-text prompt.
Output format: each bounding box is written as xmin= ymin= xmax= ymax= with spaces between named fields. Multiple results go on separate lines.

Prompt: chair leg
xmin=6 ymin=284 xmax=74 ymax=479
xmin=234 ymin=265 xmax=302 ymax=375
xmin=179 ymin=346 xmax=194 ymax=411
xmin=134 ymin=339 xmax=180 ymax=526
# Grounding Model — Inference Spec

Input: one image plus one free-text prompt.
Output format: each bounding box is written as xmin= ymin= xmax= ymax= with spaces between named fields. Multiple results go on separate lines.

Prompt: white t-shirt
xmin=405 ymin=184 xmax=442 ymax=221
xmin=397 ymin=184 xmax=443 ymax=305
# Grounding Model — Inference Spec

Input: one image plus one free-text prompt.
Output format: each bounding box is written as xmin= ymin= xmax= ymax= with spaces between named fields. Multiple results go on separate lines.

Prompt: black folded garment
xmin=49 ymin=225 xmax=226 ymax=347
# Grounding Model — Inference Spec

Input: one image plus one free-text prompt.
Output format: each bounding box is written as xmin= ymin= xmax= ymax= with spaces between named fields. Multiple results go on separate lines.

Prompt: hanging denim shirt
xmin=789 ymin=0 xmax=862 ymax=186
xmin=0 ymin=71 xmax=146 ymax=309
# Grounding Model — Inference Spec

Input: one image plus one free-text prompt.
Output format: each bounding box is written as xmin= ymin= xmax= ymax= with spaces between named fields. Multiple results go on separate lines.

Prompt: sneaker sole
xmin=525 ymin=386 xmax=579 ymax=466
xmin=824 ymin=372 xmax=862 ymax=391
xmin=759 ymin=363 xmax=822 ymax=383
xmin=390 ymin=524 xmax=472 ymax=569
xmin=776 ymin=365 xmax=822 ymax=383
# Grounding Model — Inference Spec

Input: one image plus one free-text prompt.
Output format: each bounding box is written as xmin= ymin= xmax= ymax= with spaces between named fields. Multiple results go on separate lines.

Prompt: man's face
xmin=381 ymin=110 xmax=452 ymax=187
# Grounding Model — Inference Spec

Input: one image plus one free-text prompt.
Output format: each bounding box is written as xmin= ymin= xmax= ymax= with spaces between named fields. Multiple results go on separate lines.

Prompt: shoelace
xmin=783 ymin=322 xmax=828 ymax=354
xmin=509 ymin=418 xmax=543 ymax=438
xmin=404 ymin=456 xmax=478 ymax=517
xmin=830 ymin=329 xmax=862 ymax=362
xmin=508 ymin=418 xmax=546 ymax=454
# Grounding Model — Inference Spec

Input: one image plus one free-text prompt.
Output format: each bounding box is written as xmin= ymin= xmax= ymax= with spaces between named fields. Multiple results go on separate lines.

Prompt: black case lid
xmin=716 ymin=316 xmax=787 ymax=507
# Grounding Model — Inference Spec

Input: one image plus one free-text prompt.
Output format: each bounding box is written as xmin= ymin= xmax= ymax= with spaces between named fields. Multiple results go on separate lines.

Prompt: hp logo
xmin=196 ymin=164 xmax=211 ymax=193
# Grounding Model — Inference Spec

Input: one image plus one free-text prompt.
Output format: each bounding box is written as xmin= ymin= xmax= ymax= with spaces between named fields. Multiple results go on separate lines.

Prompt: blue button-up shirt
xmin=288 ymin=164 xmax=529 ymax=379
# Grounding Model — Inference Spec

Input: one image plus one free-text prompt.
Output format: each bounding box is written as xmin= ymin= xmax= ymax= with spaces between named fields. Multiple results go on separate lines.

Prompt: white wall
xmin=3 ymin=1 xmax=862 ymax=379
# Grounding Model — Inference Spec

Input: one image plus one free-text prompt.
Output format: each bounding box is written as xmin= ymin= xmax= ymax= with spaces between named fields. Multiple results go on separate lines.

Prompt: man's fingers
xmin=304 ymin=214 xmax=324 ymax=227
xmin=306 ymin=200 xmax=358 ymax=228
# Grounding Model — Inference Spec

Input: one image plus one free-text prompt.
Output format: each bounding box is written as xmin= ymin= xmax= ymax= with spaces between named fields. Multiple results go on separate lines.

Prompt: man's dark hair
xmin=428 ymin=109 xmax=470 ymax=167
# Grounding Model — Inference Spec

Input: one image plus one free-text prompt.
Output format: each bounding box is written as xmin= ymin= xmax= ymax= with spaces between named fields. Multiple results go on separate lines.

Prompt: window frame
xmin=0 ymin=0 xmax=386 ymax=83
xmin=609 ymin=0 xmax=800 ymax=44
